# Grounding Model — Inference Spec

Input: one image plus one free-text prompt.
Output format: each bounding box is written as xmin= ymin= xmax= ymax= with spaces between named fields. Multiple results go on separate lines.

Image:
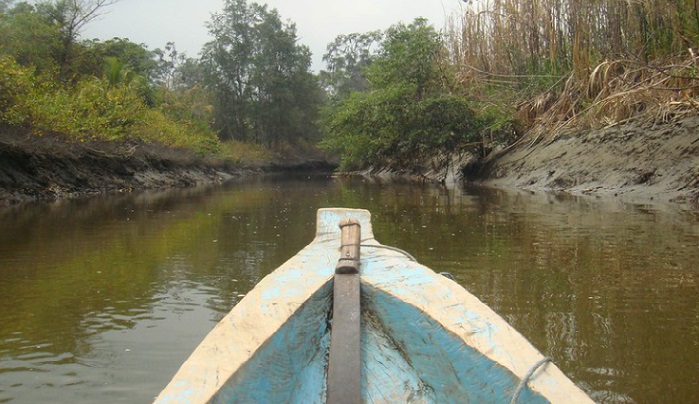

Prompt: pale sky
xmin=81 ymin=0 xmax=466 ymax=71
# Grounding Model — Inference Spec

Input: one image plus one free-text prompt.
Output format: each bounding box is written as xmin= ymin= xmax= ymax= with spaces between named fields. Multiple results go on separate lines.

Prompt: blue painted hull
xmin=156 ymin=209 xmax=592 ymax=403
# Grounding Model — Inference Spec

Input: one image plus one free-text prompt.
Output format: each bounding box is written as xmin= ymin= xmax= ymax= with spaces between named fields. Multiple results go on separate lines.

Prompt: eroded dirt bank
xmin=0 ymin=129 xmax=249 ymax=205
xmin=465 ymin=116 xmax=699 ymax=205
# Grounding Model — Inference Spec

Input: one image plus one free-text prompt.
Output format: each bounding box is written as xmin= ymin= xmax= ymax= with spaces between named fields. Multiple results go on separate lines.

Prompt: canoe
xmin=155 ymin=208 xmax=592 ymax=403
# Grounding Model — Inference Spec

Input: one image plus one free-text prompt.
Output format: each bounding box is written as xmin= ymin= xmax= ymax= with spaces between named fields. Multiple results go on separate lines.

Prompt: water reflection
xmin=0 ymin=175 xmax=697 ymax=403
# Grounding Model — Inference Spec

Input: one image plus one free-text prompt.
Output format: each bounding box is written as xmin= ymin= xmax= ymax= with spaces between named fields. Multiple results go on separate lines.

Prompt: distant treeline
xmin=1 ymin=0 xmax=697 ymax=167
xmin=0 ymin=0 xmax=221 ymax=154
xmin=0 ymin=0 xmax=325 ymax=157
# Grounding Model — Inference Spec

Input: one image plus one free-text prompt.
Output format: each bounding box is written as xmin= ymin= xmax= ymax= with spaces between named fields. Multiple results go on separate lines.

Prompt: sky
xmin=81 ymin=0 xmax=466 ymax=72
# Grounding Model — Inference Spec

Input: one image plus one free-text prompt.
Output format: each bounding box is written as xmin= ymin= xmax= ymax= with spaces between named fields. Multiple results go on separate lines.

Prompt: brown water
xmin=0 ymin=175 xmax=697 ymax=403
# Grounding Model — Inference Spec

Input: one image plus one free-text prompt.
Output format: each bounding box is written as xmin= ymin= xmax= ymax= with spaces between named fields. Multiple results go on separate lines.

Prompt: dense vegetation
xmin=1 ymin=0 xmax=697 ymax=170
xmin=449 ymin=0 xmax=699 ymax=139
xmin=319 ymin=19 xmax=484 ymax=171
xmin=0 ymin=0 xmax=324 ymax=160
xmin=319 ymin=0 xmax=699 ymax=170
xmin=202 ymin=0 xmax=324 ymax=146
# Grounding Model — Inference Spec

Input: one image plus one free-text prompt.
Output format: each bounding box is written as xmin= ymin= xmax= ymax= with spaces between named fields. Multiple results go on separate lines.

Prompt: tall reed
xmin=447 ymin=0 xmax=699 ymax=135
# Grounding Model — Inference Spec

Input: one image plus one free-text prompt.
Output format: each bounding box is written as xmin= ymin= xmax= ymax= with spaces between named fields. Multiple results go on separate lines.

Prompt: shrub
xmin=0 ymin=55 xmax=34 ymax=125
xmin=133 ymin=109 xmax=220 ymax=155
xmin=28 ymin=77 xmax=147 ymax=141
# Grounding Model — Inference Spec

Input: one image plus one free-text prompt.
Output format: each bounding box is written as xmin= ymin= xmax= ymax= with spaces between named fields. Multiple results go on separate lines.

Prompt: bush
xmin=320 ymin=86 xmax=481 ymax=170
xmin=0 ymin=54 xmax=220 ymax=154
xmin=0 ymin=55 xmax=34 ymax=125
xmin=28 ymin=77 xmax=147 ymax=141
xmin=133 ymin=108 xmax=220 ymax=155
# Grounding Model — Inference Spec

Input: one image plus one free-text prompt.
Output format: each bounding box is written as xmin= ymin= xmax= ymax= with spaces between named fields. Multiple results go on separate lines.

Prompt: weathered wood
xmin=327 ymin=219 xmax=361 ymax=404
xmin=335 ymin=218 xmax=360 ymax=274
xmin=155 ymin=208 xmax=594 ymax=404
xmin=327 ymin=273 xmax=361 ymax=404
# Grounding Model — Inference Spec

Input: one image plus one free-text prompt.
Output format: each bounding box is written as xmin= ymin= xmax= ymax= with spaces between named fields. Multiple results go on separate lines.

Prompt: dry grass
xmin=446 ymin=0 xmax=699 ymax=143
xmin=521 ymin=55 xmax=699 ymax=141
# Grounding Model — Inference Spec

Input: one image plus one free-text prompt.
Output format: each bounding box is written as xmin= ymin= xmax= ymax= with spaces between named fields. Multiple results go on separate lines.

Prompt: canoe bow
xmin=155 ymin=208 xmax=592 ymax=403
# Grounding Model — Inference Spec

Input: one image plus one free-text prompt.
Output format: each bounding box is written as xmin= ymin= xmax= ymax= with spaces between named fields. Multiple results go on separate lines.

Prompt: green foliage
xmin=170 ymin=56 xmax=205 ymax=90
xmin=34 ymin=0 xmax=119 ymax=76
xmin=320 ymin=31 xmax=382 ymax=99
xmin=0 ymin=54 xmax=34 ymax=124
xmin=0 ymin=2 xmax=221 ymax=155
xmin=78 ymin=38 xmax=159 ymax=81
xmin=0 ymin=2 xmax=62 ymax=74
xmin=218 ymin=138 xmax=273 ymax=165
xmin=320 ymin=87 xmax=407 ymax=170
xmin=158 ymin=85 xmax=212 ymax=127
xmin=367 ymin=18 xmax=446 ymax=98
xmin=0 ymin=53 xmax=220 ymax=153
xmin=134 ymin=109 xmax=220 ymax=155
xmin=29 ymin=76 xmax=146 ymax=140
xmin=103 ymin=56 xmax=126 ymax=87
xmin=415 ymin=95 xmax=479 ymax=151
xmin=320 ymin=19 xmax=481 ymax=171
xmin=201 ymin=0 xmax=323 ymax=145
xmin=321 ymin=86 xmax=479 ymax=170
xmin=153 ymin=85 xmax=221 ymax=154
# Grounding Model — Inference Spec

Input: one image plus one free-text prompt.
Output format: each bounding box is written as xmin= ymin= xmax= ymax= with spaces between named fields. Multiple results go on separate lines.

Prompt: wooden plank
xmin=335 ymin=218 xmax=360 ymax=274
xmin=154 ymin=209 xmax=373 ymax=404
xmin=327 ymin=219 xmax=361 ymax=404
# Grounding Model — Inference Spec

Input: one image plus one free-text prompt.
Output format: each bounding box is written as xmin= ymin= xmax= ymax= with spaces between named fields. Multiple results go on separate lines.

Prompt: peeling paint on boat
xmin=155 ymin=208 xmax=593 ymax=403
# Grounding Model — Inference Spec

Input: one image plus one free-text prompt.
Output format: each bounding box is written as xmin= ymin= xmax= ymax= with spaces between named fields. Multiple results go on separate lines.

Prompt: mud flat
xmin=0 ymin=129 xmax=246 ymax=206
xmin=465 ymin=116 xmax=699 ymax=205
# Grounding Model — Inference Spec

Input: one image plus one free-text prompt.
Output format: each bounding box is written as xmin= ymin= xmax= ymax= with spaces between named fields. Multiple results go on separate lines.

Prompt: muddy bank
xmin=0 ymin=129 xmax=252 ymax=206
xmin=464 ymin=116 xmax=699 ymax=205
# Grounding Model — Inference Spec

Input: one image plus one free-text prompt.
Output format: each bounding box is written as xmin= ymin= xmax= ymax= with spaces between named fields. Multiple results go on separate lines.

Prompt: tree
xmin=78 ymin=37 xmax=157 ymax=78
xmin=0 ymin=1 xmax=62 ymax=73
xmin=0 ymin=0 xmax=11 ymax=13
xmin=201 ymin=0 xmax=322 ymax=144
xmin=367 ymin=18 xmax=447 ymax=99
xmin=36 ymin=0 xmax=119 ymax=76
xmin=320 ymin=31 xmax=382 ymax=99
xmin=320 ymin=19 xmax=479 ymax=171
xmin=0 ymin=0 xmax=119 ymax=78
xmin=152 ymin=42 xmax=186 ymax=90
xmin=173 ymin=56 xmax=206 ymax=90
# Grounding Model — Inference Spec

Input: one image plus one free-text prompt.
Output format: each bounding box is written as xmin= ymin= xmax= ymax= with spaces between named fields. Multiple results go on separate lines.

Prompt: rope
xmin=360 ymin=242 xmax=549 ymax=403
xmin=358 ymin=246 xmax=456 ymax=281
xmin=359 ymin=244 xmax=417 ymax=262
xmin=510 ymin=357 xmax=552 ymax=404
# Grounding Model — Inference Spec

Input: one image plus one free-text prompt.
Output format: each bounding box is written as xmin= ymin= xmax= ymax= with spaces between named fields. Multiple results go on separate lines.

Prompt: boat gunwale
xmin=154 ymin=208 xmax=592 ymax=403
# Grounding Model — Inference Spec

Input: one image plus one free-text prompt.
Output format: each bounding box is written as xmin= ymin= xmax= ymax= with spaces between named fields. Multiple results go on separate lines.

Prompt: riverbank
xmin=0 ymin=129 xmax=336 ymax=206
xmin=0 ymin=129 xmax=245 ymax=205
xmin=4 ymin=115 xmax=698 ymax=207
xmin=463 ymin=116 xmax=699 ymax=205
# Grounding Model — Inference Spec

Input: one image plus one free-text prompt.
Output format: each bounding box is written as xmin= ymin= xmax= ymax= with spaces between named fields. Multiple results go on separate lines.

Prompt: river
xmin=0 ymin=174 xmax=697 ymax=403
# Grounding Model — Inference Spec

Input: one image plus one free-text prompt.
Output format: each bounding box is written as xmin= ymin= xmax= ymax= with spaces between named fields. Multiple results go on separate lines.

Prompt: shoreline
xmin=0 ymin=129 xmax=335 ymax=206
xmin=462 ymin=116 xmax=699 ymax=206
xmin=3 ymin=115 xmax=698 ymax=207
xmin=0 ymin=130 xmax=244 ymax=206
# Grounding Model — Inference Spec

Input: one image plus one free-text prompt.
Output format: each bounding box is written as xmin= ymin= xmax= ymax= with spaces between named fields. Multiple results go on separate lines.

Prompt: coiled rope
xmin=359 ymin=244 xmax=417 ymax=262
xmin=359 ymin=245 xmax=458 ymax=281
xmin=510 ymin=357 xmax=552 ymax=404
xmin=361 ymin=242 xmax=551 ymax=403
